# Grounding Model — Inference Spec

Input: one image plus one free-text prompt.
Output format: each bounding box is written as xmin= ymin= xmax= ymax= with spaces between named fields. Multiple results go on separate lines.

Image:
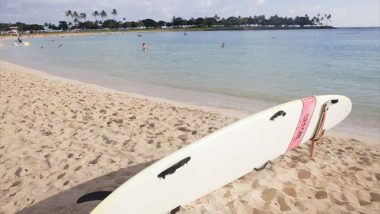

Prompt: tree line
xmin=0 ymin=9 xmax=332 ymax=32
xmin=48 ymin=10 xmax=332 ymax=30
xmin=0 ymin=22 xmax=44 ymax=32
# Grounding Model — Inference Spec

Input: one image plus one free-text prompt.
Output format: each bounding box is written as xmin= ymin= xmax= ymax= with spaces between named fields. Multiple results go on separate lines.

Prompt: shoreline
xmin=0 ymin=59 xmax=248 ymax=119
xmin=1 ymin=58 xmax=379 ymax=213
xmin=0 ymin=25 xmax=336 ymax=39
xmin=0 ymin=25 xmax=343 ymax=44
xmin=0 ymin=59 xmax=380 ymax=145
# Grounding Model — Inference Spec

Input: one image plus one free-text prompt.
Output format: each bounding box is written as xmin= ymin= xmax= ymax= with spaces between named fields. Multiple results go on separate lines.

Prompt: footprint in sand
xmin=156 ymin=142 xmax=162 ymax=149
xmin=251 ymin=180 xmax=261 ymax=189
xmin=74 ymin=165 xmax=82 ymax=171
xmin=359 ymin=156 xmax=370 ymax=164
xmin=348 ymin=166 xmax=362 ymax=171
xmin=89 ymin=155 xmax=101 ymax=165
xmin=15 ymin=167 xmax=22 ymax=177
xmin=227 ymin=201 xmax=236 ymax=213
xmin=370 ymin=192 xmax=380 ymax=202
xmin=315 ymin=190 xmax=328 ymax=199
xmin=177 ymin=134 xmax=187 ymax=142
xmin=330 ymin=195 xmax=349 ymax=206
xmin=261 ymin=187 xmax=277 ymax=202
xmin=277 ymin=197 xmax=291 ymax=211
xmin=297 ymin=169 xmax=311 ymax=179
xmin=57 ymin=173 xmax=66 ymax=180
xmin=252 ymin=208 xmax=266 ymax=214
xmin=375 ymin=173 xmax=380 ymax=181
xmin=282 ymin=186 xmax=297 ymax=197
xmin=358 ymin=198 xmax=372 ymax=207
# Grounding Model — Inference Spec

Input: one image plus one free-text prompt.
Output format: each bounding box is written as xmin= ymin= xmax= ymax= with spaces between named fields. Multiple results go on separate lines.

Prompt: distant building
xmin=9 ymin=27 xmax=19 ymax=36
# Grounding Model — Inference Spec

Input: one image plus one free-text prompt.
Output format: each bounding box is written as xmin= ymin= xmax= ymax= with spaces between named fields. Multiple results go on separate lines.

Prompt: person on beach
xmin=17 ymin=36 xmax=22 ymax=44
xmin=142 ymin=43 xmax=148 ymax=52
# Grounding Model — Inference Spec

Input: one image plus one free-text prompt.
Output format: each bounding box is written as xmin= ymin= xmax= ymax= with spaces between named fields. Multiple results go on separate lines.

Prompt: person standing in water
xmin=142 ymin=43 xmax=148 ymax=52
xmin=17 ymin=36 xmax=23 ymax=43
xmin=221 ymin=43 xmax=225 ymax=48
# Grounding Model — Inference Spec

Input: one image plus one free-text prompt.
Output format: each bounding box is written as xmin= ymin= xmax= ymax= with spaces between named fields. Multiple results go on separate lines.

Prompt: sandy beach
xmin=0 ymin=60 xmax=379 ymax=213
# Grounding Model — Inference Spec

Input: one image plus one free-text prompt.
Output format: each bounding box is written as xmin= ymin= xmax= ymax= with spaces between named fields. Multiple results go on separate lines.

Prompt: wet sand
xmin=0 ymin=60 xmax=379 ymax=213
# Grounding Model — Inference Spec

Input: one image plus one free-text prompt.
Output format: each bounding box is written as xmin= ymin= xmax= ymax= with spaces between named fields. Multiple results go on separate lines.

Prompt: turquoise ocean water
xmin=1 ymin=28 xmax=379 ymax=138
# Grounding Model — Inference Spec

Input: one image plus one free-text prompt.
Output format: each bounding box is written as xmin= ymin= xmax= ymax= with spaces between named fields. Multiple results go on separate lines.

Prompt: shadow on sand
xmin=18 ymin=161 xmax=155 ymax=214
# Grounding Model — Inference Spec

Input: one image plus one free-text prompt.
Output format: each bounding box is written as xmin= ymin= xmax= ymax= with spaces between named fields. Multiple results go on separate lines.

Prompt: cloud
xmin=5 ymin=2 xmax=22 ymax=10
xmin=331 ymin=8 xmax=347 ymax=16
xmin=256 ymin=0 xmax=267 ymax=5
xmin=0 ymin=0 xmax=378 ymax=26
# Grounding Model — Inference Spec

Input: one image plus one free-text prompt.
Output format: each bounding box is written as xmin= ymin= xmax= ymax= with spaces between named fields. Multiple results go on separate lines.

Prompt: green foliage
xmin=172 ymin=17 xmax=187 ymax=27
xmin=203 ymin=17 xmax=217 ymax=27
xmin=78 ymin=21 xmax=98 ymax=29
xmin=142 ymin=19 xmax=158 ymax=28
xmin=195 ymin=18 xmax=204 ymax=27
xmin=226 ymin=17 xmax=241 ymax=26
xmin=0 ymin=22 xmax=43 ymax=31
xmin=58 ymin=21 xmax=69 ymax=30
xmin=158 ymin=21 xmax=166 ymax=27
xmin=45 ymin=22 xmax=59 ymax=30
xmin=102 ymin=19 xmax=120 ymax=29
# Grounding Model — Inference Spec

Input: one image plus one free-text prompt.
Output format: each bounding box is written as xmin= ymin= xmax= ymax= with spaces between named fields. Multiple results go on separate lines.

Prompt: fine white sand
xmin=0 ymin=60 xmax=379 ymax=213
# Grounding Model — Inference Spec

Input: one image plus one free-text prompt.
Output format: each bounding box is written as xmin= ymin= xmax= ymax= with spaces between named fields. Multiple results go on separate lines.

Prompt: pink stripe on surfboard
xmin=287 ymin=96 xmax=316 ymax=151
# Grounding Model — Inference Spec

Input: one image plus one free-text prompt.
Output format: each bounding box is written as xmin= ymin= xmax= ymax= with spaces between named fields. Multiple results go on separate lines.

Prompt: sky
xmin=0 ymin=0 xmax=379 ymax=27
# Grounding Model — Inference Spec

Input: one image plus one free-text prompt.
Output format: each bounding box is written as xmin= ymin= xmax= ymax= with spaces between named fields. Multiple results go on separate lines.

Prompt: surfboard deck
xmin=91 ymin=95 xmax=351 ymax=214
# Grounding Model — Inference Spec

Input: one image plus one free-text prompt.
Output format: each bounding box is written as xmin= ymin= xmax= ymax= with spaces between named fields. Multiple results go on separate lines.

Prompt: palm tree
xmin=73 ymin=11 xmax=79 ymax=26
xmin=100 ymin=10 xmax=107 ymax=21
xmin=111 ymin=9 xmax=118 ymax=20
xmin=79 ymin=13 xmax=87 ymax=29
xmin=325 ymin=14 xmax=332 ymax=26
xmin=214 ymin=14 xmax=220 ymax=21
xmin=92 ymin=10 xmax=99 ymax=22
xmin=80 ymin=13 xmax=87 ymax=21
xmin=65 ymin=10 xmax=72 ymax=23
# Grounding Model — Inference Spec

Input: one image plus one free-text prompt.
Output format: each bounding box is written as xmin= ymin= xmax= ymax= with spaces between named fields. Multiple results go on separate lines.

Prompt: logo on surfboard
xmin=287 ymin=97 xmax=316 ymax=151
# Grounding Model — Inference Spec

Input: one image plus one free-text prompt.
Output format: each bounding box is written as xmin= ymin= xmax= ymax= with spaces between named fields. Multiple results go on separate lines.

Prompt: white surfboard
xmin=91 ymin=95 xmax=351 ymax=214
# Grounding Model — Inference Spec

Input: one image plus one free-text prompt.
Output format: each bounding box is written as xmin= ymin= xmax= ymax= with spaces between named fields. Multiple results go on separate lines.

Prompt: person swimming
xmin=142 ymin=43 xmax=148 ymax=52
